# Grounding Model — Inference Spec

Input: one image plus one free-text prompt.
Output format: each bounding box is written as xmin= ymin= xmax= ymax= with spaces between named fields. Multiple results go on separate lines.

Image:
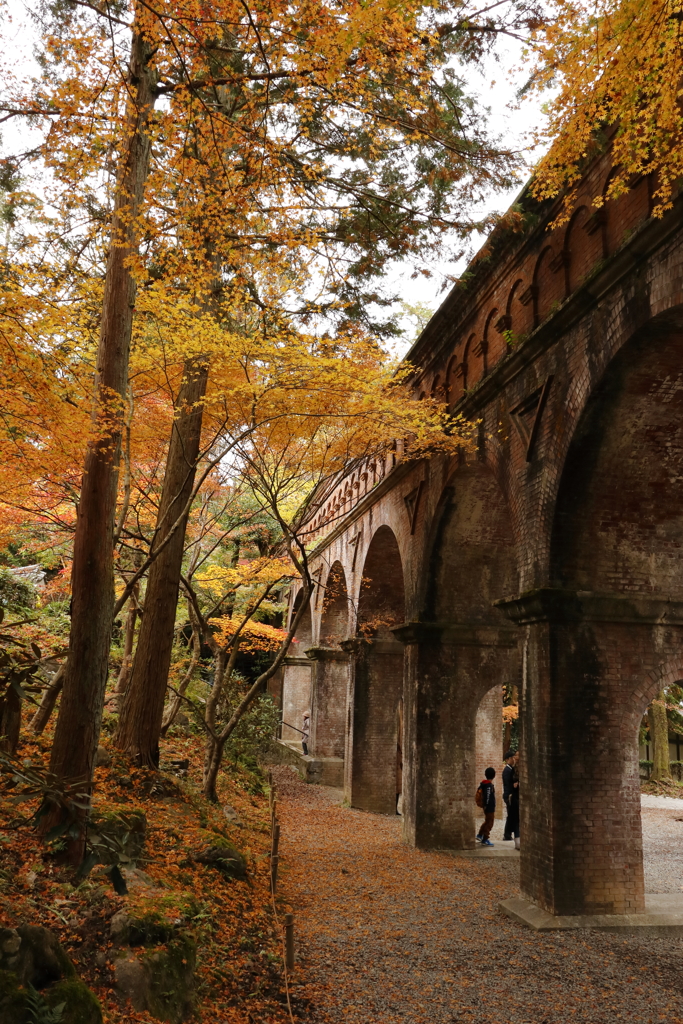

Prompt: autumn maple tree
xmin=0 ymin=0 xmax=543 ymax=838
xmin=527 ymin=0 xmax=683 ymax=216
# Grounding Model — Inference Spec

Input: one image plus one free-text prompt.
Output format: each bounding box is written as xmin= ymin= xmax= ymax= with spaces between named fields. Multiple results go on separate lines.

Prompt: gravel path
xmin=642 ymin=802 xmax=683 ymax=893
xmin=275 ymin=768 xmax=683 ymax=1024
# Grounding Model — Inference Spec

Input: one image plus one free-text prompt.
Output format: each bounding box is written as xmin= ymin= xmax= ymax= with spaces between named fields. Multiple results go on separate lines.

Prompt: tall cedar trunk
xmin=47 ymin=26 xmax=156 ymax=855
xmin=650 ymin=690 xmax=671 ymax=781
xmin=0 ymin=687 xmax=22 ymax=754
xmin=115 ymin=356 xmax=209 ymax=765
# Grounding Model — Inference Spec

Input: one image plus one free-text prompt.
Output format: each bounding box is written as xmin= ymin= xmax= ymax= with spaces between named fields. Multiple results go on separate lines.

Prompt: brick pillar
xmin=344 ymin=638 xmax=403 ymax=814
xmin=498 ymin=589 xmax=683 ymax=916
xmin=395 ymin=622 xmax=519 ymax=850
xmin=280 ymin=658 xmax=313 ymax=743
xmin=305 ymin=647 xmax=349 ymax=758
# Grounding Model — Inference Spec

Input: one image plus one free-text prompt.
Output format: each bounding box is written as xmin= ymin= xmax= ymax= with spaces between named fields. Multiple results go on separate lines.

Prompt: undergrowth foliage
xmin=0 ymin=727 xmax=296 ymax=1022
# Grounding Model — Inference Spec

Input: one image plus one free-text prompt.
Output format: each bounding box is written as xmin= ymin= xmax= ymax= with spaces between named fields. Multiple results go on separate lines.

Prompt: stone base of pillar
xmin=501 ymin=896 xmax=683 ymax=935
xmin=446 ymin=847 xmax=519 ymax=859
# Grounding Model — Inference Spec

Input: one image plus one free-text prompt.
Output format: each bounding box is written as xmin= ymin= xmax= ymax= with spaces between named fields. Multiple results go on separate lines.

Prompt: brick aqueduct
xmin=273 ymin=149 xmax=683 ymax=921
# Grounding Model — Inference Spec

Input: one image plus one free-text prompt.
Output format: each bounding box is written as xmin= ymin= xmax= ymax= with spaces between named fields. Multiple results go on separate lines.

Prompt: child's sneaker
xmin=475 ymin=835 xmax=483 ymax=843
xmin=481 ymin=838 xmax=494 ymax=847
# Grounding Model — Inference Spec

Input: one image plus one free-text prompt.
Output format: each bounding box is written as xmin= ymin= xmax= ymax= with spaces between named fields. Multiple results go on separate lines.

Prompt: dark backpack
xmin=475 ymin=785 xmax=484 ymax=808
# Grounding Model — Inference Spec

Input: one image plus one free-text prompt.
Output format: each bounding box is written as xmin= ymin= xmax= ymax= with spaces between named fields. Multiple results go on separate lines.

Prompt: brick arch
xmin=505 ymin=277 xmax=533 ymax=341
xmin=601 ymin=164 xmax=652 ymax=255
xmin=280 ymin=589 xmax=313 ymax=743
xmin=564 ymin=204 xmax=592 ymax=293
xmin=445 ymin=354 xmax=458 ymax=407
xmin=531 ymin=317 xmax=683 ymax=917
xmin=533 ymin=245 xmax=562 ymax=325
xmin=468 ymin=310 xmax=495 ymax=385
xmin=290 ymin=587 xmax=312 ymax=644
xmin=551 ymin=323 xmax=683 ymax=598
xmin=350 ymin=525 xmax=405 ymax=814
xmin=459 ymin=333 xmax=476 ymax=397
xmin=357 ymin=524 xmax=405 ymax=636
xmin=421 ymin=459 xmax=518 ymax=625
xmin=319 ymin=561 xmax=349 ymax=645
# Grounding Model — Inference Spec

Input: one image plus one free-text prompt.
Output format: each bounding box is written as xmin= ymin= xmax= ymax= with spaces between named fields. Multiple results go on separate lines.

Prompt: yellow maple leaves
xmin=528 ymin=0 xmax=683 ymax=217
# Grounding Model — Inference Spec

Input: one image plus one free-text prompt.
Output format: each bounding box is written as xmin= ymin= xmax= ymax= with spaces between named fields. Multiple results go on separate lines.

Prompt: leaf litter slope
xmin=274 ymin=767 xmax=683 ymax=1024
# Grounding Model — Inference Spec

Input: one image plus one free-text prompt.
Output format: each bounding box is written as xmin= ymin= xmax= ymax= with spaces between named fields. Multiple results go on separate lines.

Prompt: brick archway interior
xmin=403 ymin=466 xmax=520 ymax=850
xmin=319 ymin=562 xmax=349 ymax=645
xmin=281 ymin=590 xmax=313 ymax=744
xmin=524 ymin=322 xmax=683 ymax=915
xmin=309 ymin=562 xmax=350 ymax=759
xmin=348 ymin=526 xmax=405 ymax=814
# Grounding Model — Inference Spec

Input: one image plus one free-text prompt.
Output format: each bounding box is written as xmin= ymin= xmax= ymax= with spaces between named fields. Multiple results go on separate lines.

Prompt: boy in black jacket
xmin=476 ymin=767 xmax=496 ymax=847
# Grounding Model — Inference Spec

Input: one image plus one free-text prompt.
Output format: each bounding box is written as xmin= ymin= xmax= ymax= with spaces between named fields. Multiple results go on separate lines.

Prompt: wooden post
xmin=271 ymin=821 xmax=280 ymax=860
xmin=285 ymin=913 xmax=295 ymax=970
xmin=271 ymin=854 xmax=279 ymax=892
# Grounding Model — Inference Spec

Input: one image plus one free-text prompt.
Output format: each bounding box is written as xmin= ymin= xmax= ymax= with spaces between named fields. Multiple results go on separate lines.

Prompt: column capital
xmin=304 ymin=645 xmax=350 ymax=662
xmin=495 ymin=588 xmax=683 ymax=626
xmin=391 ymin=621 xmax=518 ymax=647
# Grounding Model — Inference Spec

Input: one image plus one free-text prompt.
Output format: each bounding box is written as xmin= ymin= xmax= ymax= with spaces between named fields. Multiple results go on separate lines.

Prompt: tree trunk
xmin=115 ymin=356 xmax=209 ymax=766
xmin=650 ymin=691 xmax=671 ymax=781
xmin=115 ymin=592 xmax=139 ymax=695
xmin=29 ymin=664 xmax=65 ymax=736
xmin=0 ymin=687 xmax=22 ymax=754
xmin=203 ymin=737 xmax=225 ymax=803
xmin=46 ymin=24 xmax=156 ymax=858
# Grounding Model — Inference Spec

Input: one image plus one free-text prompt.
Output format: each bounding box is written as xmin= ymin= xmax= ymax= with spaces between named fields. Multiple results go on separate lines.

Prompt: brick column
xmin=498 ymin=589 xmax=683 ymax=916
xmin=280 ymin=657 xmax=313 ymax=743
xmin=395 ymin=622 xmax=519 ymax=850
xmin=344 ymin=638 xmax=404 ymax=814
xmin=304 ymin=646 xmax=349 ymax=758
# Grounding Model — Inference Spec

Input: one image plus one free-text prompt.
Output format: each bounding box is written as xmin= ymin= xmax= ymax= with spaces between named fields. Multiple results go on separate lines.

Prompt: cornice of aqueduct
xmin=304 ymin=149 xmax=683 ymax=554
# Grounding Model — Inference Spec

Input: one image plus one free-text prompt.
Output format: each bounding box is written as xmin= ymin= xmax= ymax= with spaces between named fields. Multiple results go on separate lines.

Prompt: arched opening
xmin=533 ymin=245 xmax=564 ymax=325
xmin=319 ymin=562 xmax=349 ymax=645
xmin=474 ymin=684 xmax=505 ymax=819
xmin=404 ymin=462 xmax=520 ymax=849
xmin=348 ymin=526 xmax=406 ymax=814
xmin=564 ymin=204 xmax=592 ymax=293
xmin=308 ymin=562 xmax=351 ymax=763
xmin=280 ymin=590 xmax=313 ymax=745
xmin=533 ymin=317 xmax=683 ymax=915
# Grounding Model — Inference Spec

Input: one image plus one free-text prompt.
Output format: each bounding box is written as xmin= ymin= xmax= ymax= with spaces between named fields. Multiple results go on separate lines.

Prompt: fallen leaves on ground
xmin=0 ymin=726 xmax=295 ymax=1023
xmin=274 ymin=766 xmax=683 ymax=1024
